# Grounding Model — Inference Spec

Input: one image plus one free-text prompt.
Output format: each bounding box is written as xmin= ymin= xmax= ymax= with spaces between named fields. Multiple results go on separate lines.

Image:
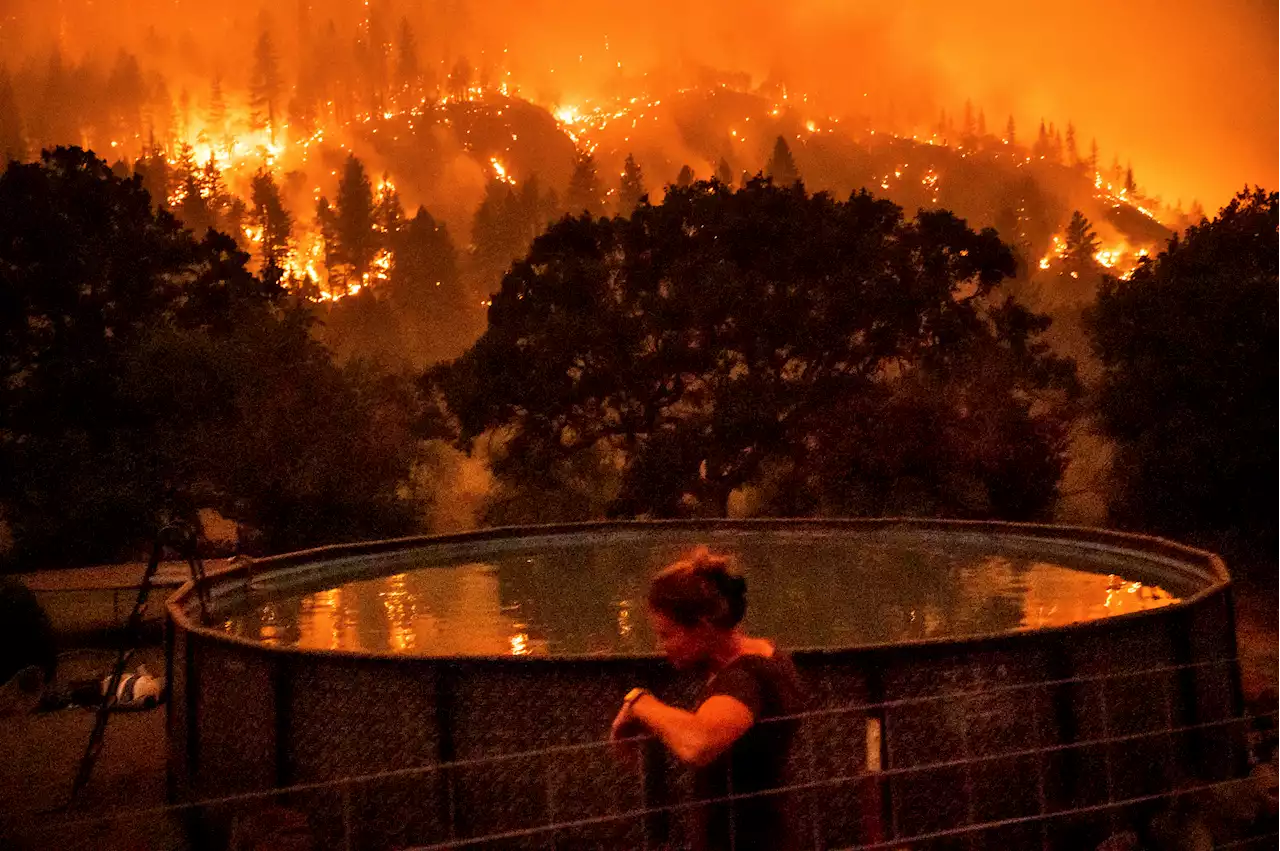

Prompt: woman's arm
xmin=624 ymin=693 xmax=754 ymax=767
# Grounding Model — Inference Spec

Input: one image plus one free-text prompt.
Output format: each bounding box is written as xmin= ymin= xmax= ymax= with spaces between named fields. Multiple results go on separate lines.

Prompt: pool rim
xmin=166 ymin=517 xmax=1232 ymax=663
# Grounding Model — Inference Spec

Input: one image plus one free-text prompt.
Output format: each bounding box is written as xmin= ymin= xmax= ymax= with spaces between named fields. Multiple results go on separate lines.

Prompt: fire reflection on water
xmin=220 ymin=545 xmax=1182 ymax=656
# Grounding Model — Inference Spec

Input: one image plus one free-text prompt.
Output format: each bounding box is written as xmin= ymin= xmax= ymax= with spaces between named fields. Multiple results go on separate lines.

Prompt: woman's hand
xmin=610 ymin=701 xmax=647 ymax=762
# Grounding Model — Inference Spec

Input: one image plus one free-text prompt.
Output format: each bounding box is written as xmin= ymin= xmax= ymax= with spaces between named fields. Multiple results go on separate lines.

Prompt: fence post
xmin=342 ymin=784 xmax=354 ymax=851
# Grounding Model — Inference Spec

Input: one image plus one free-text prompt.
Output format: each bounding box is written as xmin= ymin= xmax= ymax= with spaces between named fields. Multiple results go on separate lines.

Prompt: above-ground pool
xmin=217 ymin=526 xmax=1181 ymax=657
xmin=165 ymin=520 xmax=1244 ymax=851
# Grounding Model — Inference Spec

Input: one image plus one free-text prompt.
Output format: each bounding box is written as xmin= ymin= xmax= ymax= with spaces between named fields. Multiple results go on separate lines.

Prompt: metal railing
xmin=6 ymin=657 xmax=1275 ymax=851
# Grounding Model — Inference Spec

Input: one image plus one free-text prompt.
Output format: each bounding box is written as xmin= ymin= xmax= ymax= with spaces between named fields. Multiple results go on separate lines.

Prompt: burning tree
xmin=249 ymin=30 xmax=283 ymax=144
xmin=426 ymin=179 xmax=1078 ymax=522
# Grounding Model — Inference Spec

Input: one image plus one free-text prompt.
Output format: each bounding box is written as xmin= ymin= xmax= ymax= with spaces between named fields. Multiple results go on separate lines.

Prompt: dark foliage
xmin=426 ymin=179 xmax=1078 ymax=522
xmin=0 ymin=148 xmax=417 ymax=568
xmin=1087 ymin=187 xmax=1278 ymax=552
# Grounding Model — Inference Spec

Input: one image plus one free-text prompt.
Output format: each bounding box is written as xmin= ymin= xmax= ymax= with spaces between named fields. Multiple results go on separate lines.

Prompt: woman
xmin=611 ymin=547 xmax=805 ymax=851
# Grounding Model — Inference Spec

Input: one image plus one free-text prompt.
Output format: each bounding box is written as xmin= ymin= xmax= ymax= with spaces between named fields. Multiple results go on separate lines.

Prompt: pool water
xmin=218 ymin=531 xmax=1180 ymax=656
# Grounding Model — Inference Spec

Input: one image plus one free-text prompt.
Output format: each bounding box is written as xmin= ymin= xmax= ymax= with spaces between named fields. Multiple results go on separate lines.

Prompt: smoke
xmin=5 ymin=0 xmax=1274 ymax=207
xmin=414 ymin=0 xmax=1275 ymax=207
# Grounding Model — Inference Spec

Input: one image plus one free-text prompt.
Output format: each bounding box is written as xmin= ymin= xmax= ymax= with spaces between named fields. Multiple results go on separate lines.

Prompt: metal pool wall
xmin=165 ymin=519 xmax=1244 ymax=850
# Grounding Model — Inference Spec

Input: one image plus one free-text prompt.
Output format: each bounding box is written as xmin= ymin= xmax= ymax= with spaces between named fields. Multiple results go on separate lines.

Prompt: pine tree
xmin=0 ymin=68 xmax=26 ymax=163
xmin=172 ymin=142 xmax=198 ymax=203
xmin=396 ymin=17 xmax=420 ymax=103
xmin=133 ymin=146 xmax=169 ymax=208
xmin=1051 ymin=210 xmax=1102 ymax=303
xmin=1064 ymin=122 xmax=1079 ymax=167
xmin=715 ymin=157 xmax=733 ymax=186
xmin=448 ymin=56 xmax=472 ymax=101
xmin=202 ymin=158 xmax=228 ymax=218
xmin=375 ymin=174 xmax=405 ymax=244
xmin=250 ymin=31 xmax=283 ymax=143
xmin=1062 ymin=211 xmax=1100 ymax=272
xmin=1088 ymin=139 xmax=1100 ymax=176
xmin=207 ymin=76 xmax=230 ymax=157
xmin=676 ymin=164 xmax=694 ymax=188
xmin=178 ymin=87 xmax=192 ymax=143
xmin=179 ymin=173 xmax=214 ymax=236
xmin=106 ymin=52 xmax=145 ymax=144
xmin=250 ymin=168 xmax=293 ymax=282
xmin=962 ymin=100 xmax=976 ymax=144
xmin=566 ymin=151 xmax=603 ymax=214
xmin=1005 ymin=115 xmax=1016 ymax=146
xmin=335 ymin=154 xmax=377 ymax=281
xmin=316 ymin=197 xmax=343 ymax=297
xmin=765 ymin=135 xmax=799 ymax=186
xmin=618 ymin=153 xmax=645 ymax=214
xmin=389 ymin=205 xmax=463 ymax=328
xmin=1033 ymin=119 xmax=1049 ymax=158
xmin=1051 ymin=128 xmax=1063 ymax=163
xmin=1124 ymin=163 xmax=1136 ymax=194
xmin=977 ymin=109 xmax=987 ymax=138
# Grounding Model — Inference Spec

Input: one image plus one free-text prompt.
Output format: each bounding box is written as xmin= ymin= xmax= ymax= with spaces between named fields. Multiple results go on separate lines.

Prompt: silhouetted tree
xmin=316 ymin=196 xmax=343 ymax=296
xmin=566 ymin=150 xmax=603 ymax=214
xmin=618 ymin=153 xmax=645 ymax=214
xmin=0 ymin=148 xmax=419 ymax=566
xmin=715 ymin=157 xmax=734 ymax=186
xmin=202 ymin=158 xmax=229 ymax=221
xmin=962 ymin=100 xmax=977 ymax=145
xmin=1046 ymin=211 xmax=1103 ymax=307
xmin=448 ymin=56 xmax=472 ymax=100
xmin=178 ymin=172 xmax=214 ymax=236
xmin=1062 ymin=212 xmax=1099 ymax=270
xmin=250 ymin=168 xmax=293 ymax=282
xmin=249 ymin=31 xmax=283 ymax=143
xmin=1005 ymin=115 xmax=1016 ymax=146
xmin=1123 ymin=163 xmax=1136 ymax=194
xmin=765 ymin=135 xmax=799 ymax=186
xmin=206 ymin=76 xmax=231 ymax=157
xmin=1064 ymin=122 xmax=1079 ymax=167
xmin=396 ymin=17 xmax=420 ymax=102
xmin=0 ymin=69 xmax=25 ymax=164
xmin=676 ymin=164 xmax=695 ymax=188
xmin=471 ymin=175 xmax=558 ymax=292
xmin=977 ymin=109 xmax=987 ymax=138
xmin=335 ymin=154 xmax=377 ymax=282
xmin=389 ymin=206 xmax=474 ymax=364
xmin=1086 ymin=188 xmax=1278 ymax=556
xmin=1033 ymin=119 xmax=1049 ymax=158
xmin=106 ymin=52 xmax=145 ymax=145
xmin=133 ymin=146 xmax=169 ymax=208
xmin=375 ymin=174 xmax=405 ymax=245
xmin=427 ymin=179 xmax=1078 ymax=521
xmin=38 ymin=51 xmax=77 ymax=148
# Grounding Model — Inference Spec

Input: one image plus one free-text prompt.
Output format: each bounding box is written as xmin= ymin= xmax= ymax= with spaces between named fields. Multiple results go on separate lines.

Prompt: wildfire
xmin=75 ymin=48 xmax=1180 ymax=311
xmin=490 ymin=157 xmax=515 ymax=185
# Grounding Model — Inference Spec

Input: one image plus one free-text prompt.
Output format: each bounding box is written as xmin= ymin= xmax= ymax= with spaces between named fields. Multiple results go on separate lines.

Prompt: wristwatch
xmin=622 ymin=687 xmax=650 ymax=711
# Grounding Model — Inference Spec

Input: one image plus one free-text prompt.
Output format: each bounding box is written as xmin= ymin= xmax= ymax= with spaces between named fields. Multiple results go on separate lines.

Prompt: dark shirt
xmin=692 ymin=651 xmax=805 ymax=851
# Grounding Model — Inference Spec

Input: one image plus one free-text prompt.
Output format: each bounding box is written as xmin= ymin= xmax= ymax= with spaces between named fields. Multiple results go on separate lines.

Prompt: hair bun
xmin=648 ymin=547 xmax=748 ymax=630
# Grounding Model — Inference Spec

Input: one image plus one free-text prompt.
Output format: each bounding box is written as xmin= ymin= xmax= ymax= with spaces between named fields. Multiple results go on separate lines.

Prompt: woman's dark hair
xmin=647 ymin=547 xmax=747 ymax=630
